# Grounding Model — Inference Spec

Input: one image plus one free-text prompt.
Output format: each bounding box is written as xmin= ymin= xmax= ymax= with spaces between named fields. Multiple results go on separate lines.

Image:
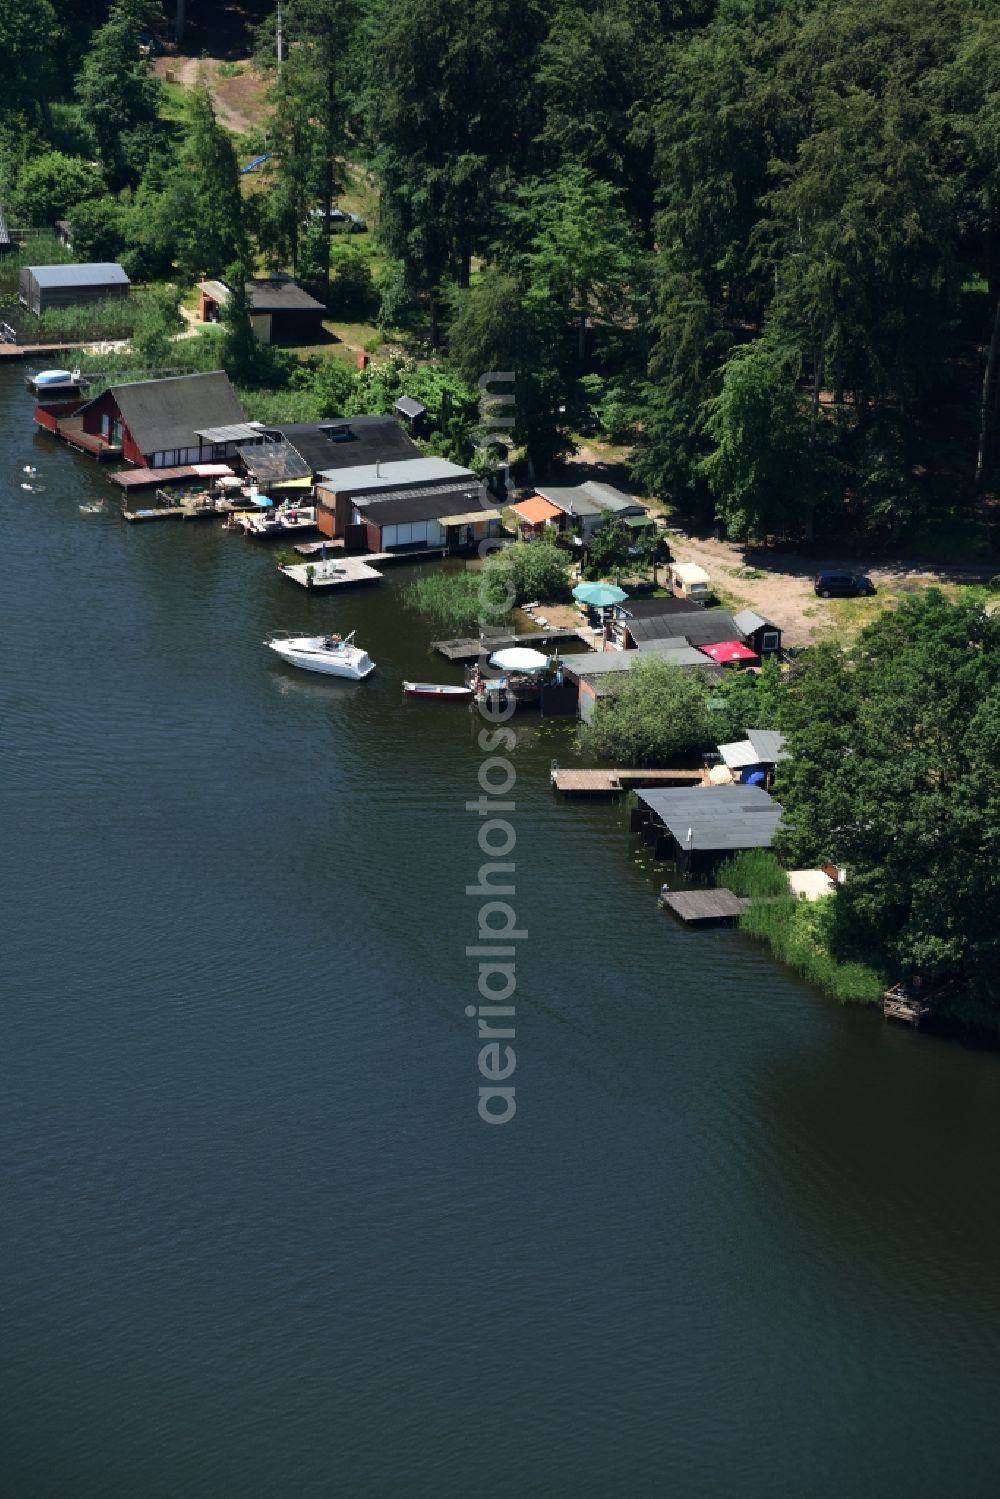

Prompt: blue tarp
xmin=240 ymin=154 xmax=270 ymax=174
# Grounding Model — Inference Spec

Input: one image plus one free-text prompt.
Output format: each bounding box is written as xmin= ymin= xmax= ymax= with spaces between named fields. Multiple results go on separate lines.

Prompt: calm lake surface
xmin=2 ymin=364 xmax=999 ymax=1498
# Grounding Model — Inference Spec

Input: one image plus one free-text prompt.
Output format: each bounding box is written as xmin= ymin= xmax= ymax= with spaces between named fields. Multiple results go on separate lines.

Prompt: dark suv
xmin=814 ymin=570 xmax=876 ymax=598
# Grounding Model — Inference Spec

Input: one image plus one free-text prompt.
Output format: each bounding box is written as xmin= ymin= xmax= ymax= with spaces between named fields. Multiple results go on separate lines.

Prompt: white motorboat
xmin=264 ymin=628 xmax=375 ymax=680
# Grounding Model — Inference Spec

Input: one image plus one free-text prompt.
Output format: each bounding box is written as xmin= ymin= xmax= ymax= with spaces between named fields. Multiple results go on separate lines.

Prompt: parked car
xmin=306 ymin=208 xmax=367 ymax=232
xmin=814 ymin=570 xmax=876 ymax=598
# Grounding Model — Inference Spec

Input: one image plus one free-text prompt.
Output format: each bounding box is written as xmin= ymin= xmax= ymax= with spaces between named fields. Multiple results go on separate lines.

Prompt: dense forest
xmin=3 ymin=0 xmax=1000 ymax=546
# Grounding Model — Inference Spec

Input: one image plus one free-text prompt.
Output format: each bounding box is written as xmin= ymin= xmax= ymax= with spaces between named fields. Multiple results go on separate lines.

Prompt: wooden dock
xmin=883 ymin=984 xmax=932 ymax=1027
xmin=278 ymin=557 xmax=384 ymax=589
xmin=433 ymin=628 xmax=590 ymax=661
xmin=551 ymin=767 xmax=705 ymax=796
xmin=659 ymin=888 xmax=750 ymax=924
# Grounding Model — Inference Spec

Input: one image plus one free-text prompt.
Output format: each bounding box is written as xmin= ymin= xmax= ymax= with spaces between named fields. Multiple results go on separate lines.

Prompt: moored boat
xmin=264 ymin=628 xmax=375 ymax=680
xmin=26 ymin=368 xmax=87 ymax=397
xmin=402 ymin=681 xmax=473 ymax=699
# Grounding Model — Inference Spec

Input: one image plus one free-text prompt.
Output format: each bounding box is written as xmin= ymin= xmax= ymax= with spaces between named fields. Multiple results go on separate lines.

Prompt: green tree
xmin=66 ymin=196 xmax=128 ymax=262
xmin=0 ymin=0 xmax=60 ymax=127
xmin=584 ymin=657 xmax=713 ymax=765
xmin=506 ymin=165 xmax=638 ymax=365
xmin=221 ymin=259 xmax=263 ymax=384
xmin=775 ymin=594 xmax=1000 ymax=1010
xmin=270 ymin=0 xmax=360 ymax=295
xmin=77 ymin=0 xmax=163 ymax=188
xmin=445 ymin=270 xmax=572 ymax=468
xmin=483 ymin=538 xmax=570 ymax=608
xmin=365 ymin=0 xmax=547 ymax=342
xmin=7 ymin=151 xmax=102 ymax=228
xmin=130 ymin=285 xmax=184 ymax=366
xmin=584 ymin=518 xmax=632 ymax=580
xmin=172 ymin=87 xmax=244 ymax=280
xmin=701 ymin=342 xmax=812 ymax=540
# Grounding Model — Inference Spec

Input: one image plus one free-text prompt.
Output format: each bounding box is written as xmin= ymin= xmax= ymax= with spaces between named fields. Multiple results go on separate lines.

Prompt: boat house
xmin=35 ymin=371 xmax=247 ymax=468
xmin=19 ymin=262 xmax=130 ymax=315
xmin=198 ymin=276 xmax=327 ymax=344
xmin=557 ymin=640 xmax=723 ymax=721
xmin=631 ymin=783 xmax=784 ymax=875
xmin=314 ymin=457 xmax=502 ymax=552
xmin=237 ymin=416 xmax=420 ymax=489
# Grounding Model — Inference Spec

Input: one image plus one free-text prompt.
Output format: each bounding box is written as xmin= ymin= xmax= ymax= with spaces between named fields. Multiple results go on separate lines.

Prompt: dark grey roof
xmin=394 ymin=396 xmax=426 ymax=419
xmin=354 ymin=482 xmax=495 ymax=527
xmin=266 ymin=417 xmax=420 ymax=477
xmin=616 ymin=596 xmax=703 ymax=619
xmin=625 ymin=608 xmax=739 ymax=646
xmin=29 ymin=262 xmax=129 ymax=288
xmin=246 ymin=278 xmax=326 ymax=314
xmin=106 ymin=371 xmax=244 ymax=456
xmin=237 ymin=439 xmax=312 ymax=484
xmin=637 ymin=783 xmax=783 ymax=852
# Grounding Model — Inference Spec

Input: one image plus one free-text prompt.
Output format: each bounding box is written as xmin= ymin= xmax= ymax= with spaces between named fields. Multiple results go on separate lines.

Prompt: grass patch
xmin=716 ymin=849 xmax=789 ymax=899
xmin=718 ymin=855 xmax=885 ymax=1004
xmin=404 ymin=568 xmax=509 ymax=634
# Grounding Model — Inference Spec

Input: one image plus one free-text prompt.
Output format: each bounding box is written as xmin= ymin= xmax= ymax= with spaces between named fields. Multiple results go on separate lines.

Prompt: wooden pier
xmin=432 ymin=628 xmax=590 ymax=661
xmin=278 ymin=557 xmax=384 ymax=589
xmin=551 ymin=767 xmax=706 ymax=796
xmin=658 ymin=888 xmax=750 ymax=924
xmin=883 ymin=984 xmax=932 ymax=1027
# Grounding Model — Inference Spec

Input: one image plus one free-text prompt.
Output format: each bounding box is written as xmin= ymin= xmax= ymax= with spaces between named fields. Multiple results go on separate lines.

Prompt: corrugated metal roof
xmin=29 ymin=262 xmax=129 ymax=288
xmin=733 ymin=608 xmax=772 ymax=635
xmin=0 ymin=201 xmax=10 ymax=249
xmin=747 ymin=728 xmax=789 ymax=763
xmin=581 ymin=480 xmax=646 ymax=515
xmin=717 ymin=739 xmax=760 ymax=770
xmin=534 ymin=485 xmax=605 ymax=517
xmin=394 ymin=396 xmax=426 ymax=419
xmin=195 ymin=423 xmax=263 ymax=443
xmin=318 ymin=456 xmax=473 ymax=491
xmin=636 ymin=784 xmax=783 ymax=852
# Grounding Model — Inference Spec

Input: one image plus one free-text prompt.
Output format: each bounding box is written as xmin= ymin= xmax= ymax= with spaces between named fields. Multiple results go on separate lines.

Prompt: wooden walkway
xmin=551 ymin=767 xmax=705 ymax=796
xmin=433 ymin=628 xmax=590 ymax=661
xmin=659 ymin=889 xmax=750 ymax=924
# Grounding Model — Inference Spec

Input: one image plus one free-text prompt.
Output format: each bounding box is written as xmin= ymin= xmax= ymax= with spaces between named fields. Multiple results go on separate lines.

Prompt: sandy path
xmin=157 ymin=56 xmax=268 ymax=136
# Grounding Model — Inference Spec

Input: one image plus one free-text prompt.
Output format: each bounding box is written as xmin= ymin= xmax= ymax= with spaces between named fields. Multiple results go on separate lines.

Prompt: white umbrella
xmin=490 ymin=647 xmax=551 ymax=672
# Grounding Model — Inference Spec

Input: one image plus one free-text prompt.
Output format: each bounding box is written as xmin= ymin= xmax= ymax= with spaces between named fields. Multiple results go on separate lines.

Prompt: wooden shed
xmin=19 ymin=262 xmax=130 ymax=315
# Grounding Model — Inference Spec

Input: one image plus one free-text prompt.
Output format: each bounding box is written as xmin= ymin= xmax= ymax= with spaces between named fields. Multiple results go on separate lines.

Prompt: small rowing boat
xmin=402 ymin=681 xmax=473 ymax=700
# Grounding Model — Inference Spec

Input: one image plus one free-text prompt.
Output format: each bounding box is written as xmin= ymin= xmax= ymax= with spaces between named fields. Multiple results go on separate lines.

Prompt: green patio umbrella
xmin=572 ymin=582 xmax=629 ymax=607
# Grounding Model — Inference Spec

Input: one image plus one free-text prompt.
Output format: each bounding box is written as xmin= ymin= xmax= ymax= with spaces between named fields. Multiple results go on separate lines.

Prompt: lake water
xmin=2 ymin=364 xmax=999 ymax=1497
